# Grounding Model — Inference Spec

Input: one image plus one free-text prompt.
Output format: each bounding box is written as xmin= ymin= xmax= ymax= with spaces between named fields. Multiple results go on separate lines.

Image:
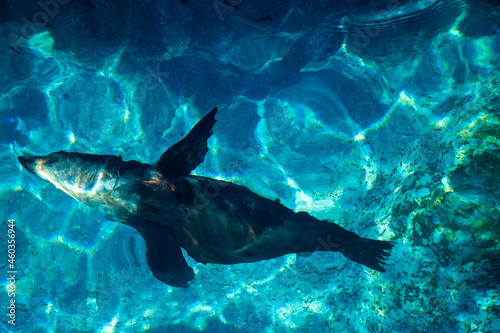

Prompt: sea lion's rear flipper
xmin=157 ymin=107 xmax=218 ymax=177
xmin=340 ymin=238 xmax=395 ymax=272
xmin=136 ymin=224 xmax=194 ymax=288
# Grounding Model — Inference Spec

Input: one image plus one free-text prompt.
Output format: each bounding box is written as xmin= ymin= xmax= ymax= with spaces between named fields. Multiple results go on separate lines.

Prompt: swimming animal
xmin=18 ymin=107 xmax=394 ymax=287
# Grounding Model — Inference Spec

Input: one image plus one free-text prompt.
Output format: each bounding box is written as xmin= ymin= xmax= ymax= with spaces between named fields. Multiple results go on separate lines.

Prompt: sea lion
xmin=18 ymin=107 xmax=394 ymax=288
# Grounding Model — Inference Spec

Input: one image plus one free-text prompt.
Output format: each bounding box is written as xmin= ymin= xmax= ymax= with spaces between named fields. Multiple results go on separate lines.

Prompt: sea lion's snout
xmin=18 ymin=155 xmax=50 ymax=182
xmin=18 ymin=155 xmax=36 ymax=175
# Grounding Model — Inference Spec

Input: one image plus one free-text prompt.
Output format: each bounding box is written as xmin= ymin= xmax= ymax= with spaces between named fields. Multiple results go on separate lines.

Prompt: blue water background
xmin=1 ymin=0 xmax=499 ymax=332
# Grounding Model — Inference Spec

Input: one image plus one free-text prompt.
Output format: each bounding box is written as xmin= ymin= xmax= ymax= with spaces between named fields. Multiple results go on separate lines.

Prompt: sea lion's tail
xmin=340 ymin=238 xmax=395 ymax=272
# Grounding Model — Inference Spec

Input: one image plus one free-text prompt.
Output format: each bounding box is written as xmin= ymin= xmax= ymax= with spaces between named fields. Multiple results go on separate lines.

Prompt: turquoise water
xmin=1 ymin=0 xmax=499 ymax=332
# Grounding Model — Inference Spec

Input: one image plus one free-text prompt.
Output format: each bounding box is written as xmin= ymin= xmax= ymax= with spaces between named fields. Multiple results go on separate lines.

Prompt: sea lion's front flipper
xmin=157 ymin=107 xmax=218 ymax=177
xmin=136 ymin=224 xmax=194 ymax=288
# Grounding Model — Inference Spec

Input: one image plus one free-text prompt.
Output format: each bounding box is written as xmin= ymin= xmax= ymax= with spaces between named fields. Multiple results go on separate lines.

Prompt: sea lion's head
xmin=18 ymin=151 xmax=124 ymax=204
